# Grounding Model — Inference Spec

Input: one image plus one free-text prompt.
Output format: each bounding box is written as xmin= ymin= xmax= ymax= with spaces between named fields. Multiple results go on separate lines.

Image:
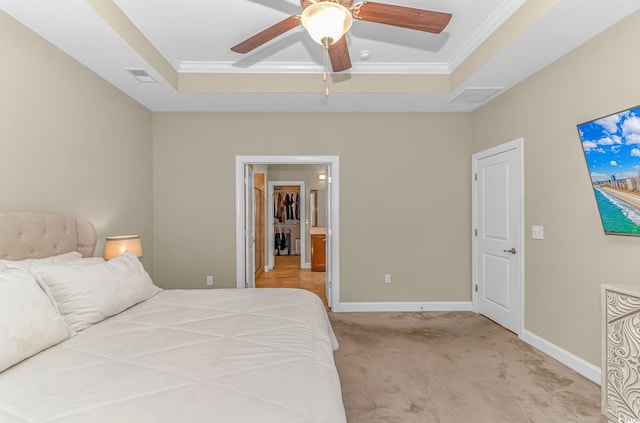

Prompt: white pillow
xmin=0 ymin=271 xmax=72 ymax=372
xmin=31 ymin=251 xmax=160 ymax=332
xmin=30 ymin=257 xmax=107 ymax=312
xmin=1 ymin=255 xmax=104 ymax=313
xmin=0 ymin=251 xmax=83 ymax=272
xmin=65 ymin=257 xmax=106 ymax=266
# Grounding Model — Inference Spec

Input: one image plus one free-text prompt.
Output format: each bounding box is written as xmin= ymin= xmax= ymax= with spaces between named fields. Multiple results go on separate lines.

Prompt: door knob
xmin=503 ymin=248 xmax=516 ymax=254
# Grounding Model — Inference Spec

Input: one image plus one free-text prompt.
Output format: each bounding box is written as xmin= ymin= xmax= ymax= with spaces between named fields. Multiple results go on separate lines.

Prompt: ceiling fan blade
xmin=231 ymin=16 xmax=300 ymax=54
xmin=353 ymin=2 xmax=452 ymax=34
xmin=328 ymin=36 xmax=352 ymax=72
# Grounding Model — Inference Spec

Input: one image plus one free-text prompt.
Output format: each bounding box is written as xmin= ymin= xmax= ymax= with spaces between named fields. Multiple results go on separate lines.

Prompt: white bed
xmin=0 ymin=212 xmax=346 ymax=423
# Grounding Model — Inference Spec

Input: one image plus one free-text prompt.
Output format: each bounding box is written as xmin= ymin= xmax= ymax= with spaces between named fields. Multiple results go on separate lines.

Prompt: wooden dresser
xmin=602 ymin=284 xmax=640 ymax=423
xmin=310 ymin=227 xmax=326 ymax=272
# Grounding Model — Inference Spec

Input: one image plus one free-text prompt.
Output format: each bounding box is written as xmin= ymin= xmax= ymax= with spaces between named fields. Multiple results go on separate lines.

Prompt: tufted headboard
xmin=0 ymin=212 xmax=97 ymax=260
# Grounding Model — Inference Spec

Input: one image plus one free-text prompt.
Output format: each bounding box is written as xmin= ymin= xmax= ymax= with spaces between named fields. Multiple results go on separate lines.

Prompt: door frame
xmin=471 ymin=138 xmax=525 ymax=336
xmin=267 ymin=181 xmax=306 ymax=271
xmin=244 ymin=165 xmax=255 ymax=288
xmin=235 ymin=155 xmax=340 ymax=311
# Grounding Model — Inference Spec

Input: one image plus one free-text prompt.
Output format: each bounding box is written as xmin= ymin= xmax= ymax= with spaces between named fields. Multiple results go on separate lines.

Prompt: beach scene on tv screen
xmin=578 ymin=105 xmax=640 ymax=235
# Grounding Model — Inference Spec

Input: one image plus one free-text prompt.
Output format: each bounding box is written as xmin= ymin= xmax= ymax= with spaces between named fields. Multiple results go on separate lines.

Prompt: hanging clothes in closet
xmin=274 ymin=225 xmax=293 ymax=256
xmin=274 ymin=189 xmax=300 ymax=224
xmin=273 ymin=186 xmax=301 ymax=256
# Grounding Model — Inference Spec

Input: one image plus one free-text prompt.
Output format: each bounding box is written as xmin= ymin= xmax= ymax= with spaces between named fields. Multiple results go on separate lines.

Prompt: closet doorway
xmin=268 ymin=181 xmax=305 ymax=271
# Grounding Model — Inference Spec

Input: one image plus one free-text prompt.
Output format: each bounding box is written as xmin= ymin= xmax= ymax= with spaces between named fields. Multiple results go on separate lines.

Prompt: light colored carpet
xmin=329 ymin=311 xmax=606 ymax=423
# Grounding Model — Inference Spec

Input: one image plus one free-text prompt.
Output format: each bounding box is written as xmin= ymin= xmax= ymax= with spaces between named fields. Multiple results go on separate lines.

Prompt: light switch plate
xmin=532 ymin=225 xmax=544 ymax=239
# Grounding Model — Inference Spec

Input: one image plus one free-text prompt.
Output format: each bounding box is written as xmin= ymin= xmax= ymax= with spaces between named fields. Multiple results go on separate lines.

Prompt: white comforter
xmin=0 ymin=288 xmax=346 ymax=423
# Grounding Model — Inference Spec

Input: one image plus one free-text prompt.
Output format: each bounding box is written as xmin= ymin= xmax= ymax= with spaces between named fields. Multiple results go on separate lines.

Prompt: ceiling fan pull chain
xmin=323 ymin=39 xmax=330 ymax=97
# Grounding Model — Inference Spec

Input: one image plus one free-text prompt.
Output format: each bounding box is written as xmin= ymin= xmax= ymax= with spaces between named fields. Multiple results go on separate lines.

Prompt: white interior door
xmin=244 ymin=165 xmax=255 ymax=288
xmin=473 ymin=140 xmax=522 ymax=334
xmin=325 ymin=165 xmax=333 ymax=309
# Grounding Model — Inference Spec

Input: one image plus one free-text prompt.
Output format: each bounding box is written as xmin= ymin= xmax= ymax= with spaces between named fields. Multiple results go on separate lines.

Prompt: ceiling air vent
xmin=125 ymin=68 xmax=157 ymax=83
xmin=450 ymin=87 xmax=503 ymax=104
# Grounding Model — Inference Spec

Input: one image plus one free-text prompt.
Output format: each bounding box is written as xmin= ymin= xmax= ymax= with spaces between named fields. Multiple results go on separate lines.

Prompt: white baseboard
xmin=337 ymin=301 xmax=473 ymax=312
xmin=521 ymin=329 xmax=601 ymax=385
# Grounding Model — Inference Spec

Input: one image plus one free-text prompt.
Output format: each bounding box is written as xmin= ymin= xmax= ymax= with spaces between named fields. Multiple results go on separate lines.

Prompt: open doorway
xmin=235 ymin=156 xmax=340 ymax=310
xmin=261 ymin=176 xmax=327 ymax=306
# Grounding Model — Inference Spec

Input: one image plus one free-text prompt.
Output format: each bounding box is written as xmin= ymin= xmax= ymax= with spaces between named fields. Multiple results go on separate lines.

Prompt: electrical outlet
xmin=206 ymin=275 xmax=213 ymax=286
xmin=385 ymin=274 xmax=391 ymax=284
xmin=531 ymin=225 xmax=544 ymax=239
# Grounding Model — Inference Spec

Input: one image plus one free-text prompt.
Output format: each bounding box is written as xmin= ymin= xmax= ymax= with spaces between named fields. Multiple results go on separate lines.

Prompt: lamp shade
xmin=104 ymin=235 xmax=143 ymax=260
xmin=301 ymin=2 xmax=353 ymax=46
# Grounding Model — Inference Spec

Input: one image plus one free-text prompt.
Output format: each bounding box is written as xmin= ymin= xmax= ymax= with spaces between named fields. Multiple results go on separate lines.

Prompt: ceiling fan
xmin=230 ymin=0 xmax=452 ymax=72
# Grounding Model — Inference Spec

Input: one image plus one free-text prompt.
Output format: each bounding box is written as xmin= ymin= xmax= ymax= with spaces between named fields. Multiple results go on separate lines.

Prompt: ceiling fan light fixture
xmin=301 ymin=2 xmax=353 ymax=46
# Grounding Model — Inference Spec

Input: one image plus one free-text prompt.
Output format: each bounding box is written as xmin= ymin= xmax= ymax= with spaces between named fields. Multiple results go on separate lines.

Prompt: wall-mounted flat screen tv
xmin=577 ymin=105 xmax=640 ymax=236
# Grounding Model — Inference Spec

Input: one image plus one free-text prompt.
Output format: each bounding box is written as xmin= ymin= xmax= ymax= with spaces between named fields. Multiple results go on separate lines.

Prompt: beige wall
xmin=472 ymin=11 xmax=640 ymax=366
xmin=152 ymin=113 xmax=472 ymax=301
xmin=0 ymin=12 xmax=154 ymax=269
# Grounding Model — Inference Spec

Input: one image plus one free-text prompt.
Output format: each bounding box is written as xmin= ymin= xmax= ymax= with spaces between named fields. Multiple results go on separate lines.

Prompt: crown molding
xmin=447 ymin=0 xmax=527 ymax=72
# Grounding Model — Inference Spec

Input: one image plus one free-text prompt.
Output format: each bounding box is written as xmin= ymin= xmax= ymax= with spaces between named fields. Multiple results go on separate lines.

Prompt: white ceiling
xmin=2 ymin=0 xmax=640 ymax=112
